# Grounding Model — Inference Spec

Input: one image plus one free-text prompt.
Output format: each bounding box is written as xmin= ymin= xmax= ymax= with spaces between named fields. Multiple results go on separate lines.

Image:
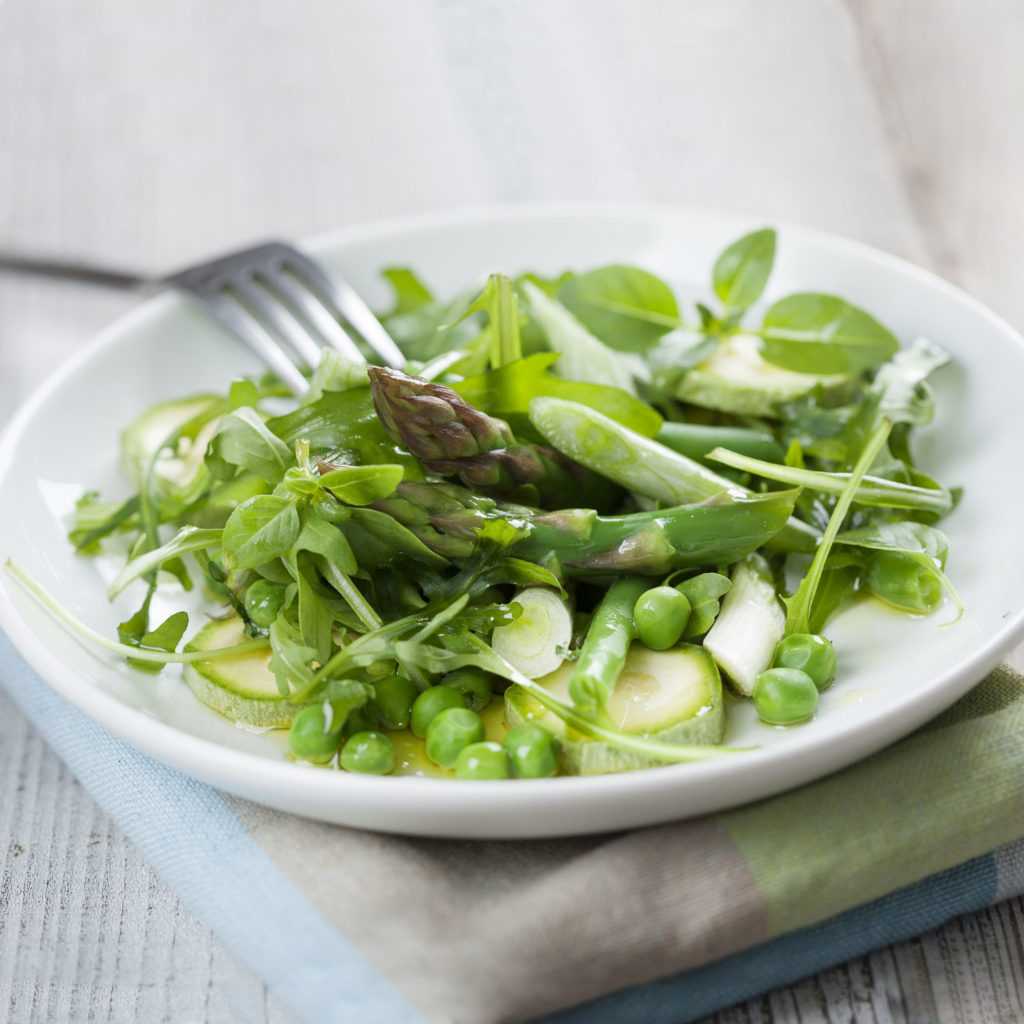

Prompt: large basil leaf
xmin=759 ymin=293 xmax=899 ymax=374
xmin=222 ymin=495 xmax=301 ymax=570
xmin=557 ymin=265 xmax=679 ymax=352
xmin=712 ymin=227 xmax=776 ymax=314
xmin=453 ymin=352 xmax=661 ymax=438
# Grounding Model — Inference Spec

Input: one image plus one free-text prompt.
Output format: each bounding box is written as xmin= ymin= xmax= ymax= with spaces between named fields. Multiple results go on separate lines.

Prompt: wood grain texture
xmin=0 ymin=0 xmax=1022 ymax=1021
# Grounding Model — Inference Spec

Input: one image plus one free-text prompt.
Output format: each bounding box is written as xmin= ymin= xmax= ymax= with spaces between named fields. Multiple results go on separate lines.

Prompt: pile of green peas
xmin=287 ymin=665 xmax=559 ymax=780
xmin=753 ymin=633 xmax=837 ymax=726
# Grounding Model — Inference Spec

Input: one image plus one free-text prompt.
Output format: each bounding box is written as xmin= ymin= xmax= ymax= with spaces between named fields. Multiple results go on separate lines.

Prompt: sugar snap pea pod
xmin=656 ymin=422 xmax=785 ymax=465
xmin=368 ymin=366 xmax=611 ymax=508
xmin=529 ymin=397 xmax=818 ymax=553
xmin=569 ymin=577 xmax=649 ymax=712
xmin=380 ymin=481 xmax=799 ymax=575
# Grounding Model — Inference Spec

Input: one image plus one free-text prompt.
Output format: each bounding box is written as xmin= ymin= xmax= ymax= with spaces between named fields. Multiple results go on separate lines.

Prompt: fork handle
xmin=0 ymin=253 xmax=158 ymax=293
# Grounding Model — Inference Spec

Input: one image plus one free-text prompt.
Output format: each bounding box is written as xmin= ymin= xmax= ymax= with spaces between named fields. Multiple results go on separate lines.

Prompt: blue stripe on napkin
xmin=0 ymin=632 xmax=427 ymax=1024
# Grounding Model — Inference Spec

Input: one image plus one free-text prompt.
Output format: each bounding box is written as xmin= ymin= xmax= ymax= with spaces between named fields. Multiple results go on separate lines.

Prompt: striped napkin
xmin=2 ymin=628 xmax=1022 ymax=1024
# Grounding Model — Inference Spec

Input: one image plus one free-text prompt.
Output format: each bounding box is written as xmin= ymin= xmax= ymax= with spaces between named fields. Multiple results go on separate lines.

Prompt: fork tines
xmin=165 ymin=241 xmax=404 ymax=395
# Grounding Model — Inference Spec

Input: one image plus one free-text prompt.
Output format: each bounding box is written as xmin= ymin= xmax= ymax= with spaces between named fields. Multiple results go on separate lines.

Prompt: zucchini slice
xmin=121 ymin=394 xmax=221 ymax=490
xmin=675 ymin=335 xmax=857 ymax=417
xmin=505 ymin=642 xmax=724 ymax=774
xmin=183 ymin=617 xmax=295 ymax=728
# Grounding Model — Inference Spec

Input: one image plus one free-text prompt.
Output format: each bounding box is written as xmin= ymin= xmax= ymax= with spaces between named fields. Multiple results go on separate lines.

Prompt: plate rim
xmin=2 ymin=201 xmax=1024 ymax=836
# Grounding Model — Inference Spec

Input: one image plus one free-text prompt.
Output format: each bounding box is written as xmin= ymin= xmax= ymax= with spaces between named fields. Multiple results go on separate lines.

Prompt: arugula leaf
xmin=107 ymin=526 xmax=222 ymax=598
xmin=268 ymin=388 xmax=423 ymax=477
xmin=303 ymin=350 xmax=369 ymax=405
xmin=453 ymin=352 xmax=662 ymax=438
xmin=128 ymin=611 xmax=190 ymax=674
xmin=293 ymin=559 xmax=336 ymax=663
xmin=290 ymin=514 xmax=358 ymax=576
xmin=759 ymin=294 xmax=899 ymax=374
xmin=522 ymin=282 xmax=641 ymax=396
xmin=712 ymin=228 xmax=776 ymax=315
xmin=222 ymin=495 xmax=301 ymax=570
xmin=381 ymin=267 xmax=434 ymax=314
xmin=872 ymin=337 xmax=950 ymax=426
xmin=269 ymin=617 xmax=318 ymax=696
xmin=205 ymin=407 xmax=295 ymax=484
xmin=457 ymin=273 xmax=523 ymax=369
xmin=556 ymin=265 xmax=680 ymax=351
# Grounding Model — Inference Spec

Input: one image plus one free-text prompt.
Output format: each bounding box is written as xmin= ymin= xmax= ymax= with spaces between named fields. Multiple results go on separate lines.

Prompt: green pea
xmin=340 ymin=731 xmax=395 ymax=775
xmin=866 ymin=553 xmax=943 ymax=613
xmin=773 ymin=633 xmax=837 ymax=692
xmin=371 ymin=674 xmax=420 ymax=730
xmin=455 ymin=741 xmax=511 ymax=780
xmin=633 ymin=586 xmax=691 ymax=651
xmin=425 ymin=707 xmax=485 ymax=768
xmin=410 ymin=685 xmax=467 ymax=738
xmin=753 ymin=668 xmax=819 ymax=726
xmin=244 ymin=579 xmax=287 ymax=628
xmin=288 ymin=702 xmax=344 ymax=763
xmin=440 ymin=668 xmax=495 ymax=711
xmin=503 ymin=724 xmax=558 ymax=779
xmin=342 ymin=705 xmax=378 ymax=739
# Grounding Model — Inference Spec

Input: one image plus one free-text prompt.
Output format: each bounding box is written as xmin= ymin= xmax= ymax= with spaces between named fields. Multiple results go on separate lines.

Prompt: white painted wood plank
xmin=0 ymin=0 xmax=1022 ymax=1021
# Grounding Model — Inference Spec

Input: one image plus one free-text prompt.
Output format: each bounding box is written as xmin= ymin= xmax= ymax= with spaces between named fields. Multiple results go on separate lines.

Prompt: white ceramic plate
xmin=2 ymin=205 xmax=1024 ymax=838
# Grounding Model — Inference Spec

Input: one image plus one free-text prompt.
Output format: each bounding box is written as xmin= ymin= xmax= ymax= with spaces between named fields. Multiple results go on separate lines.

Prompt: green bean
xmin=656 ymin=422 xmax=785 ymax=465
xmin=569 ymin=577 xmax=649 ymax=711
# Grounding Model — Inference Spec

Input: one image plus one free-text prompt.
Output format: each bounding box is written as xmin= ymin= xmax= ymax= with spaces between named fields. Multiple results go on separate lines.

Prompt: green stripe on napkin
xmin=716 ymin=666 xmax=1024 ymax=935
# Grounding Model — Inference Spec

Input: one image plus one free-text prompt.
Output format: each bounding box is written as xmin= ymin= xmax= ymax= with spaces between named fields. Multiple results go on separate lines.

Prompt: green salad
xmin=7 ymin=227 xmax=962 ymax=779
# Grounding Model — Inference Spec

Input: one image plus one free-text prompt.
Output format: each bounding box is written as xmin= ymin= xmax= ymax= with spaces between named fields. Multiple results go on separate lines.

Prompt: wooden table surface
xmin=2 ymin=2 xmax=1023 ymax=1020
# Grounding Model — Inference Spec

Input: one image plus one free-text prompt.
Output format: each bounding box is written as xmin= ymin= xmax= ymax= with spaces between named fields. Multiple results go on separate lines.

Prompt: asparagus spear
xmin=367 ymin=366 xmax=608 ymax=508
xmin=372 ymin=480 xmax=798 ymax=576
xmin=528 ymin=396 xmax=819 ymax=553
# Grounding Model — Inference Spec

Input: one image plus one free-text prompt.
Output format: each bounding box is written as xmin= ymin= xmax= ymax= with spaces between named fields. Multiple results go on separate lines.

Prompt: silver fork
xmin=0 ymin=241 xmax=406 ymax=393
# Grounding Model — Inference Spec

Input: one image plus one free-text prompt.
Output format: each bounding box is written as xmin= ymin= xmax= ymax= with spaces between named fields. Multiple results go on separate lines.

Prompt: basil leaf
xmin=759 ymin=293 xmax=899 ymax=374
xmin=222 ymin=495 xmax=301 ymax=570
xmin=835 ymin=520 xmax=949 ymax=566
xmin=340 ymin=507 xmax=449 ymax=570
xmin=712 ymin=228 xmax=776 ymax=314
xmin=317 ymin=464 xmax=404 ymax=505
xmin=557 ymin=265 xmax=680 ymax=351
xmin=205 ymin=407 xmax=295 ymax=484
xmin=453 ymin=352 xmax=662 ymax=438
